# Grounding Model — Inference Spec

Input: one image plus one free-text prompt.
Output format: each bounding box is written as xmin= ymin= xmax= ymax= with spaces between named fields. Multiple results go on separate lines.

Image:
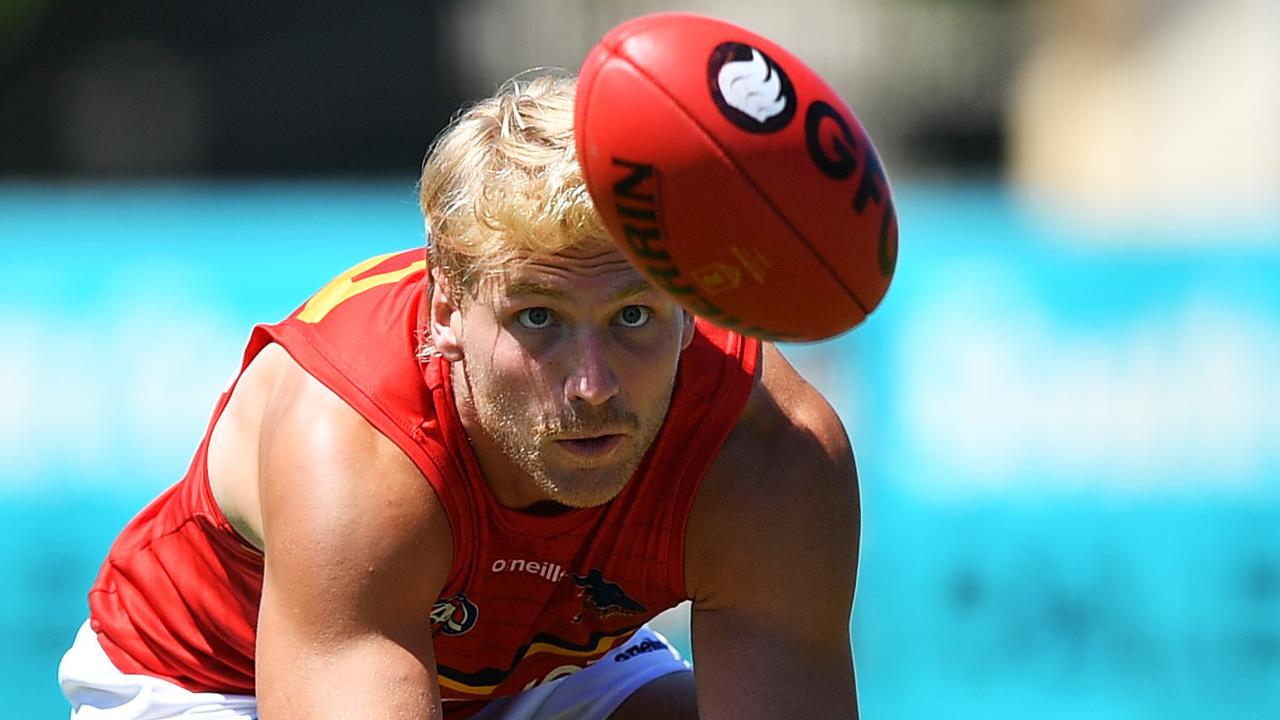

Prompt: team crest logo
xmin=431 ymin=593 xmax=479 ymax=636
xmin=707 ymin=42 xmax=797 ymax=134
xmin=571 ymin=569 xmax=646 ymax=622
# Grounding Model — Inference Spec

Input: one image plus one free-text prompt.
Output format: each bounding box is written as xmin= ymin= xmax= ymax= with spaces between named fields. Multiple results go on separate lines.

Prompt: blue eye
xmin=616 ymin=305 xmax=652 ymax=328
xmin=516 ymin=307 xmax=554 ymax=329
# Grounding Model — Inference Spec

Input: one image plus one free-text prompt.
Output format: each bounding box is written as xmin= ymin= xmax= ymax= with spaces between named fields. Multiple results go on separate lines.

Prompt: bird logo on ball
xmin=707 ymin=43 xmax=797 ymax=134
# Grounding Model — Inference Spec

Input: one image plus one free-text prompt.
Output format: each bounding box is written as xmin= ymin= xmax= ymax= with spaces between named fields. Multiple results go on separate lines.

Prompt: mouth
xmin=554 ymin=434 xmax=625 ymax=459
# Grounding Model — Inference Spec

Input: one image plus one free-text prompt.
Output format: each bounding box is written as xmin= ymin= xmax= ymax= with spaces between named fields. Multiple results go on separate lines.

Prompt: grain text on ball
xmin=610 ymin=157 xmax=784 ymax=340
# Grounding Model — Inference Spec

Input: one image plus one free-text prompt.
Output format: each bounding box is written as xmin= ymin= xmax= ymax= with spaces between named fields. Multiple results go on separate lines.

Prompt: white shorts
xmin=59 ymin=620 xmax=691 ymax=720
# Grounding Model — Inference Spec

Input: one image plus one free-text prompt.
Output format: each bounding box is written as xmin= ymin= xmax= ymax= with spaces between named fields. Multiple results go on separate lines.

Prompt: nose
xmin=564 ymin=329 xmax=620 ymax=407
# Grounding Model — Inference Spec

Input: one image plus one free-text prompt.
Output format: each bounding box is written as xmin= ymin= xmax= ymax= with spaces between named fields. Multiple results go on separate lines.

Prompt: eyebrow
xmin=503 ymin=278 xmax=658 ymax=305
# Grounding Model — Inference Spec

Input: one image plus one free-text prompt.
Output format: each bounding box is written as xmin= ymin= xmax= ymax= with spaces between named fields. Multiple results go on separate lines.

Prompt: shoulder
xmin=736 ymin=343 xmax=852 ymax=464
xmin=706 ymin=342 xmax=856 ymax=511
xmin=685 ymin=342 xmax=859 ymax=606
xmin=256 ymin=345 xmax=454 ymax=600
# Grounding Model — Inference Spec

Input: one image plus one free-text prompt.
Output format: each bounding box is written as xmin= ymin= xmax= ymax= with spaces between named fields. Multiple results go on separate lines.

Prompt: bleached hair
xmin=418 ymin=69 xmax=609 ymax=300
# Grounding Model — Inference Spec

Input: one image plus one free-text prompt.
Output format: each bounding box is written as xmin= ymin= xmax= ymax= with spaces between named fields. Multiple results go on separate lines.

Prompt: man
xmin=59 ymin=72 xmax=861 ymax=719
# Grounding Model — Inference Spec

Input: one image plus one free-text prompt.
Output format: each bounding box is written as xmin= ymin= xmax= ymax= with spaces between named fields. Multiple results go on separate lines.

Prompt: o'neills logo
xmin=490 ymin=558 xmax=566 ymax=583
xmin=614 ymin=637 xmax=668 ymax=663
xmin=707 ymin=42 xmax=797 ymax=134
xmin=430 ymin=593 xmax=478 ymax=636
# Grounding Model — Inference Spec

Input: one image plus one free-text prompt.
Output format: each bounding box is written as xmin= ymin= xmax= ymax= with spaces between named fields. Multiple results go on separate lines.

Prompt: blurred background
xmin=2 ymin=0 xmax=1278 ymax=717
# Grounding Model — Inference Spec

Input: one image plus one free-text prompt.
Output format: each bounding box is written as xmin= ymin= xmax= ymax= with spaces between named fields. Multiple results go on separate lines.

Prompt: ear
xmin=428 ymin=269 xmax=465 ymax=362
xmin=680 ymin=309 xmax=697 ymax=350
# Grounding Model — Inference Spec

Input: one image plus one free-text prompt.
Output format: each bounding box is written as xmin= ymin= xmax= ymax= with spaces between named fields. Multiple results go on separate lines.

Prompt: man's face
xmin=440 ymin=243 xmax=694 ymax=510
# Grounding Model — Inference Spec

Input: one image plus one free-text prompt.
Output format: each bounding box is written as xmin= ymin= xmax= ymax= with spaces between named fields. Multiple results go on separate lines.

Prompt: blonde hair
xmin=418 ymin=70 xmax=609 ymax=299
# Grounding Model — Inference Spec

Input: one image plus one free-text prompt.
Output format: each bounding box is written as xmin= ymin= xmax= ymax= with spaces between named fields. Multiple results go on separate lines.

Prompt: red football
xmin=575 ymin=12 xmax=898 ymax=341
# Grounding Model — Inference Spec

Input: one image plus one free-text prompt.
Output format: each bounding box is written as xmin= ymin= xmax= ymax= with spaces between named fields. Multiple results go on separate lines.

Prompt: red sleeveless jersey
xmin=87 ymin=249 xmax=759 ymax=715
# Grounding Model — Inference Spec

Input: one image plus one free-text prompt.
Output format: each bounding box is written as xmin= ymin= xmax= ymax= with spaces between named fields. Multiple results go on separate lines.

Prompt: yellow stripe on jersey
xmin=297 ymin=253 xmax=426 ymax=324
xmin=435 ymin=628 xmax=635 ymax=696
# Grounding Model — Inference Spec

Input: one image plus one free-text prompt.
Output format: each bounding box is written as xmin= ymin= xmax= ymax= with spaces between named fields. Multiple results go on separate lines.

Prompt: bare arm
xmin=686 ymin=343 xmax=860 ymax=719
xmin=253 ymin=358 xmax=453 ymax=719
